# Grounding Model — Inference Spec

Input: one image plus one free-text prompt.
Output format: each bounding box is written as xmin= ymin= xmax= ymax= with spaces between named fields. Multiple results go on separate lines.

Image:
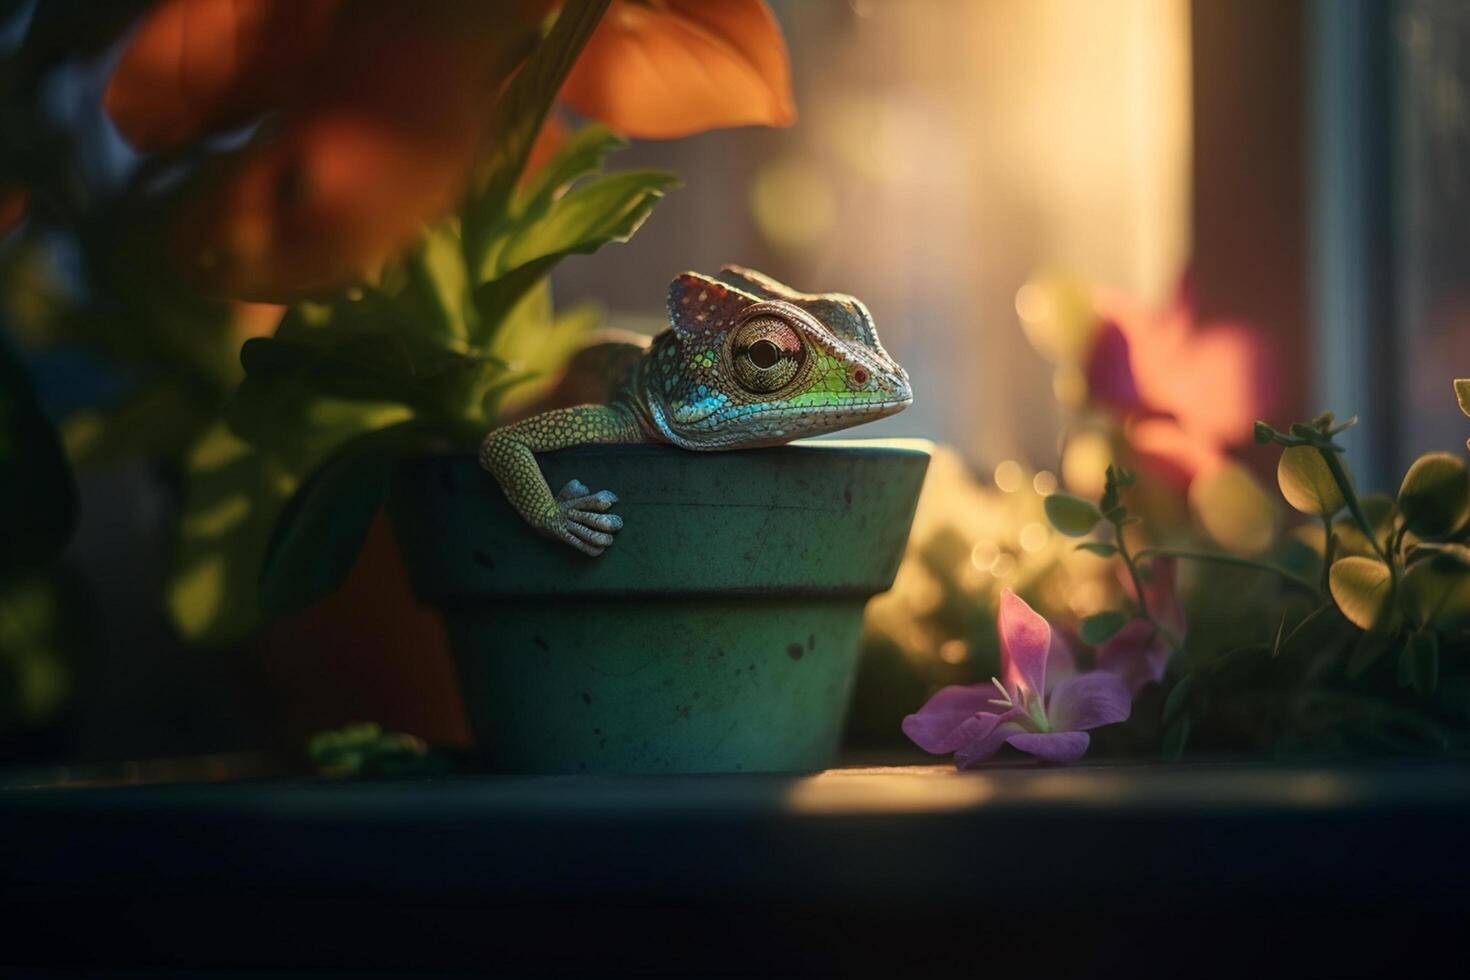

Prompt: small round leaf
xmin=1455 ymin=379 xmax=1470 ymax=417
xmin=1044 ymin=493 xmax=1102 ymax=537
xmin=1399 ymin=631 xmax=1439 ymax=696
xmin=1278 ymin=446 xmax=1346 ymax=517
xmin=1189 ymin=460 xmax=1277 ymax=555
xmin=1328 ymin=556 xmax=1395 ymax=632
xmin=1397 ymin=452 xmax=1469 ymax=537
xmin=1401 ymin=544 xmax=1470 ymax=631
xmin=1079 ymin=610 xmax=1130 ymax=645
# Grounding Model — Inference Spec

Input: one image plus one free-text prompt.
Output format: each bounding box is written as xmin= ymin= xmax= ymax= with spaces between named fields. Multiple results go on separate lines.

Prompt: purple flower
xmin=902 ymin=589 xmax=1132 ymax=767
xmin=1096 ymin=557 xmax=1187 ymax=695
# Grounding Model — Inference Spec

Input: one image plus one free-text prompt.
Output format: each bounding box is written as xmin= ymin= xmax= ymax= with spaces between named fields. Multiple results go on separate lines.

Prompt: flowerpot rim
xmin=389 ymin=438 xmax=931 ymax=601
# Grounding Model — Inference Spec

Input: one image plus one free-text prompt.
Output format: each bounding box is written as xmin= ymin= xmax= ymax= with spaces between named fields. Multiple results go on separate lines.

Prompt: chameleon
xmin=478 ymin=266 xmax=913 ymax=555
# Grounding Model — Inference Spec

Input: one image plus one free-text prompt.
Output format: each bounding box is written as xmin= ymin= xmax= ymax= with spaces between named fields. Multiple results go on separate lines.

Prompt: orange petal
xmin=164 ymin=5 xmax=548 ymax=300
xmin=105 ymin=0 xmax=342 ymax=151
xmin=560 ymin=0 xmax=795 ymax=138
xmin=521 ymin=112 xmax=571 ymax=185
xmin=0 ymin=186 xmax=28 ymax=238
xmin=175 ymin=113 xmax=470 ymax=300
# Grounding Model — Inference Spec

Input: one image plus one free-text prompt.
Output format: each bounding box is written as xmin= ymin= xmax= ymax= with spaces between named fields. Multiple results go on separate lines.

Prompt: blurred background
xmin=3 ymin=0 xmax=1468 ymax=767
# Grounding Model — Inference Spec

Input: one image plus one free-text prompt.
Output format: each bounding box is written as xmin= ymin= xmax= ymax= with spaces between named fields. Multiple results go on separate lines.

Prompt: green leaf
xmin=462 ymin=0 xmax=613 ymax=268
xmin=515 ymin=124 xmax=628 ymax=217
xmin=0 ymin=338 xmax=78 ymax=573
xmin=1253 ymin=420 xmax=1276 ymax=444
xmin=0 ymin=570 xmax=91 ymax=733
xmin=1278 ymin=445 xmax=1346 ymax=517
xmin=1079 ymin=610 xmax=1130 ymax=645
xmin=1162 ymin=673 xmax=1195 ymax=725
xmin=473 ymin=169 xmax=677 ymax=328
xmin=309 ymin=722 xmax=454 ymax=780
xmin=402 ymin=225 xmax=472 ymax=349
xmin=257 ymin=424 xmax=416 ymax=617
xmin=1454 ymin=379 xmax=1470 ymax=417
xmin=168 ymin=423 xmax=304 ymax=644
xmin=1043 ymin=493 xmax=1102 ymax=537
xmin=1162 ymin=714 xmax=1192 ymax=762
xmin=1400 ymin=631 xmax=1439 ymax=696
xmin=169 ymin=406 xmax=397 ymax=644
xmin=228 ymin=335 xmax=429 ymax=454
xmin=61 ymin=383 xmax=209 ymax=470
xmin=1328 ymin=556 xmax=1396 ymax=632
xmin=1401 ymin=544 xmax=1470 ymax=631
xmin=1346 ymin=631 xmax=1393 ymax=678
xmin=1075 ymin=542 xmax=1119 ymax=557
xmin=1100 ymin=464 xmax=1134 ymax=514
xmin=486 ymin=288 xmax=604 ymax=419
xmin=1397 ymin=451 xmax=1469 ymax=538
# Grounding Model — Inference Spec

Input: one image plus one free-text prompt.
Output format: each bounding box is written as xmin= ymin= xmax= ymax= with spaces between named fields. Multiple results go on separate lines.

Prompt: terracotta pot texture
xmin=390 ymin=440 xmax=929 ymax=774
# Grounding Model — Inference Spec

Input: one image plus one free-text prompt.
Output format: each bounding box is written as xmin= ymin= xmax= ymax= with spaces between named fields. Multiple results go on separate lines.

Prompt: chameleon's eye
xmin=749 ymin=339 xmax=781 ymax=369
xmin=730 ymin=315 xmax=806 ymax=394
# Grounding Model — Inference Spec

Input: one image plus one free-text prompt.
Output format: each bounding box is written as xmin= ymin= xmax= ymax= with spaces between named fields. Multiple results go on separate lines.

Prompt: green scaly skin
xmin=479 ymin=266 xmax=913 ymax=556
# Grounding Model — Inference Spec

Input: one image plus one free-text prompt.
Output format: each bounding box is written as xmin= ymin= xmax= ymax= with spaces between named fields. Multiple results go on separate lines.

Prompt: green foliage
xmin=1328 ymin=556 xmax=1395 ymax=632
xmin=1400 ymin=631 xmax=1439 ymax=696
xmin=1079 ymin=610 xmax=1130 ymax=645
xmin=308 ymin=722 xmax=457 ymax=780
xmin=1079 ymin=398 xmax=1470 ymax=761
xmin=1043 ymin=493 xmax=1101 ymax=537
xmin=1148 ymin=406 xmax=1470 ymax=758
xmin=1401 ymin=544 xmax=1470 ymax=632
xmin=0 ymin=338 xmax=76 ymax=574
xmin=1278 ymin=445 xmax=1346 ymax=518
xmin=256 ymin=423 xmax=420 ymax=617
xmin=1456 ymin=379 xmax=1470 ymax=451
xmin=1397 ymin=452 xmax=1469 ymax=538
xmin=0 ymin=570 xmax=92 ymax=733
xmin=185 ymin=6 xmax=671 ymax=640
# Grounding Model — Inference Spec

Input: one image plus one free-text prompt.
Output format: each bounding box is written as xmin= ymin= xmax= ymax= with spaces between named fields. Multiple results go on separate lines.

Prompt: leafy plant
xmin=308 ymin=722 xmax=457 ymax=780
xmin=0 ymin=332 xmax=85 ymax=733
xmin=1045 ymin=391 xmax=1470 ymax=760
xmin=169 ymin=1 xmax=676 ymax=642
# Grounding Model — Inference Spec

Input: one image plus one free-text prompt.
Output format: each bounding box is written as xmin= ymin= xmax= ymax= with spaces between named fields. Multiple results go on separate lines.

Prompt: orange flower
xmin=0 ymin=186 xmax=27 ymax=238
xmin=103 ymin=0 xmax=795 ymax=300
xmin=561 ymin=0 xmax=795 ymax=138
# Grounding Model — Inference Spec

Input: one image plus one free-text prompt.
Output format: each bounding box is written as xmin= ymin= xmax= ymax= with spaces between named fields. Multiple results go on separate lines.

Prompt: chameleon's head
xmin=652 ymin=267 xmax=912 ymax=449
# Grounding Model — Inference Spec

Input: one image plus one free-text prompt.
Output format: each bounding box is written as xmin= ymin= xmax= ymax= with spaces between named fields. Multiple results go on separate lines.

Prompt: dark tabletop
xmin=4 ymin=760 xmax=1468 ymax=975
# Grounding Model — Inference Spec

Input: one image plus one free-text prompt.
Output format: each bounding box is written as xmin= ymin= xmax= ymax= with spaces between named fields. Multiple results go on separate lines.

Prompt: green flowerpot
xmin=389 ymin=439 xmax=929 ymax=774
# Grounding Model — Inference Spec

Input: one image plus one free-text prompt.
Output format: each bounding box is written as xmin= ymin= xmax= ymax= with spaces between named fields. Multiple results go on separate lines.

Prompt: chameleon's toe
xmin=557 ymin=486 xmax=618 ymax=512
xmin=555 ymin=479 xmax=591 ymax=502
xmin=549 ymin=479 xmax=624 ymax=556
xmin=566 ymin=510 xmax=622 ymax=532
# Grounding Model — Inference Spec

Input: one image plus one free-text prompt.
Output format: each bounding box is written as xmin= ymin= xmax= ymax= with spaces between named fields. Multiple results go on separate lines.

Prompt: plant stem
xmin=1313 ymin=443 xmax=1388 ymax=564
xmin=1135 ymin=547 xmax=1321 ymax=596
xmin=1117 ymin=534 xmax=1185 ymax=652
xmin=1319 ymin=516 xmax=1335 ymax=595
xmin=1276 ymin=601 xmax=1337 ymax=656
xmin=1114 ymin=523 xmax=1151 ymax=621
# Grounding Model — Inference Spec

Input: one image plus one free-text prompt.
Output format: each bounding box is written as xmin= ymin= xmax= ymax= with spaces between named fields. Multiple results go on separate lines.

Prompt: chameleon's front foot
xmin=538 ymin=479 xmax=624 ymax=556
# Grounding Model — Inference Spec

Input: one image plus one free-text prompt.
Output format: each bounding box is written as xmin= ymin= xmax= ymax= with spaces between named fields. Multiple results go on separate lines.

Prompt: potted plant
xmin=42 ymin=0 xmax=929 ymax=764
xmin=216 ymin=7 xmax=923 ymax=775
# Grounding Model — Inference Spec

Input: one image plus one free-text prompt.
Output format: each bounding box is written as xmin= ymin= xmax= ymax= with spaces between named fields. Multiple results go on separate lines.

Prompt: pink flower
xmin=902 ymin=590 xmax=1132 ymax=767
xmin=1086 ymin=279 xmax=1277 ymax=489
xmin=1096 ymin=557 xmax=1187 ymax=695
